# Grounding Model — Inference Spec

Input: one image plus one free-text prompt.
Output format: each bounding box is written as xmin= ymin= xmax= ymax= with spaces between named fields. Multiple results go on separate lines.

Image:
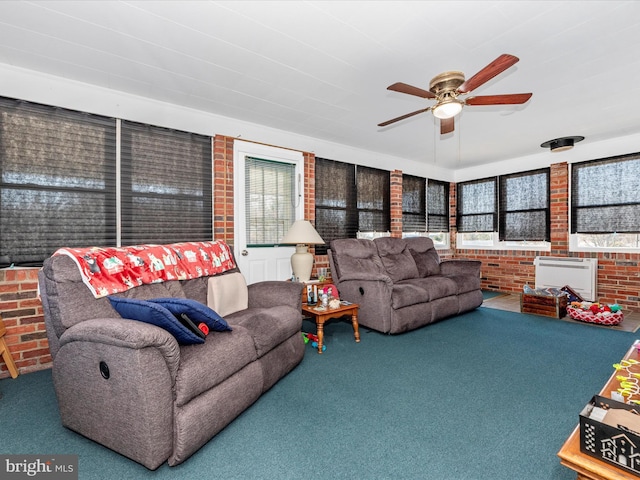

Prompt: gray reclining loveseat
xmin=328 ymin=236 xmax=482 ymax=334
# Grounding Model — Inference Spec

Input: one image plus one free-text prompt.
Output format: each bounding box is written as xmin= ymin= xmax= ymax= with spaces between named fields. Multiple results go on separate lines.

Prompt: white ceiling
xmin=1 ymin=0 xmax=639 ymax=171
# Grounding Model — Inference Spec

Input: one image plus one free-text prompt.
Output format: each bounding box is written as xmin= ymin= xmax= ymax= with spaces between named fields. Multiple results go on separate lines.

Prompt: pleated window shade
xmin=402 ymin=174 xmax=426 ymax=232
xmin=427 ymin=179 xmax=450 ymax=233
xmin=499 ymin=168 xmax=550 ymax=241
xmin=456 ymin=177 xmax=498 ymax=233
xmin=571 ymin=154 xmax=640 ymax=234
xmin=0 ymin=98 xmax=117 ymax=265
xmin=120 ymin=120 xmax=212 ymax=246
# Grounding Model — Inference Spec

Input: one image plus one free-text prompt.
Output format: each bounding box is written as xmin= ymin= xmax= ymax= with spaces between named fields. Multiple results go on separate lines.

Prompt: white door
xmin=233 ymin=140 xmax=303 ymax=284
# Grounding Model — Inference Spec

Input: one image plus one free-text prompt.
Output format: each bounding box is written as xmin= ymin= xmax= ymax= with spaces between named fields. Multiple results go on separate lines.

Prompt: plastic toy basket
xmin=567 ymin=306 xmax=624 ymax=326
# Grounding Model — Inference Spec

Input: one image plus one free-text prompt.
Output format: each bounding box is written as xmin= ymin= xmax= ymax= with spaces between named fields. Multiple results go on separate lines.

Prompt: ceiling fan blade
xmin=378 ymin=108 xmax=431 ymax=127
xmin=387 ymin=82 xmax=436 ymax=99
xmin=465 ymin=93 xmax=532 ymax=106
xmin=457 ymin=54 xmax=519 ymax=94
xmin=440 ymin=117 xmax=454 ymax=134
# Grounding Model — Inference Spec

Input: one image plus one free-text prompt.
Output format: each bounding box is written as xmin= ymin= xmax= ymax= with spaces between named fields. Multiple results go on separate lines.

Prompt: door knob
xmin=241 ymin=250 xmax=248 ymax=256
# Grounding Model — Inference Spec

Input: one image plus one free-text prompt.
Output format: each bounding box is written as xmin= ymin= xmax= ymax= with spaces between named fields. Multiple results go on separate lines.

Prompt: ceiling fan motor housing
xmin=429 ymin=71 xmax=465 ymax=97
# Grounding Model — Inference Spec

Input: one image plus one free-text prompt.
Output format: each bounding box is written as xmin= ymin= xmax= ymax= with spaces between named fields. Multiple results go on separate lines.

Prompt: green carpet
xmin=0 ymin=308 xmax=635 ymax=479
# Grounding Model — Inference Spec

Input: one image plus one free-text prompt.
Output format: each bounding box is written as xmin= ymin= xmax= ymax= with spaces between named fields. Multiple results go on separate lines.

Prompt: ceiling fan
xmin=378 ymin=54 xmax=532 ymax=134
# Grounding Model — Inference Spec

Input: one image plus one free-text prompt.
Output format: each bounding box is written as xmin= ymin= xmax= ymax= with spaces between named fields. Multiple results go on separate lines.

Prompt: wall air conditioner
xmin=534 ymin=256 xmax=598 ymax=302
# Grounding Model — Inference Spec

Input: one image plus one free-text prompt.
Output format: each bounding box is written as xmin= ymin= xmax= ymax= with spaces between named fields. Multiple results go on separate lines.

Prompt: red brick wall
xmin=0 ymin=268 xmax=50 ymax=378
xmin=2 ymin=151 xmax=639 ymax=378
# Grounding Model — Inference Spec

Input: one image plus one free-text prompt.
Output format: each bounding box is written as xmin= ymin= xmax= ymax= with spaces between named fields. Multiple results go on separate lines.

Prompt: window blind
xmin=120 ymin=121 xmax=212 ymax=245
xmin=245 ymin=156 xmax=295 ymax=246
xmin=356 ymin=166 xmax=390 ymax=233
xmin=456 ymin=177 xmax=497 ymax=232
xmin=402 ymin=174 xmax=426 ymax=232
xmin=427 ymin=179 xmax=450 ymax=232
xmin=571 ymin=153 xmax=640 ymax=233
xmin=0 ymin=98 xmax=117 ymax=265
xmin=314 ymin=158 xmax=357 ymax=255
xmin=499 ymin=168 xmax=550 ymax=241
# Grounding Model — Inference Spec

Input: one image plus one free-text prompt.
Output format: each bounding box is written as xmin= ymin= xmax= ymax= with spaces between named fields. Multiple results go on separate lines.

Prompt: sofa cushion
xmin=148 ymin=298 xmax=232 ymax=332
xmin=445 ymin=274 xmax=481 ymax=295
xmin=405 ymin=237 xmax=441 ymax=277
xmin=390 ymin=282 xmax=429 ymax=309
xmin=329 ymin=238 xmax=385 ymax=279
xmin=226 ymin=305 xmax=302 ymax=358
xmin=207 ymin=272 xmax=248 ymax=316
xmin=374 ymin=238 xmax=419 ymax=282
xmin=108 ymin=296 xmax=205 ymax=345
xmin=403 ymin=276 xmax=459 ymax=301
xmin=174 ymin=326 xmax=257 ymax=407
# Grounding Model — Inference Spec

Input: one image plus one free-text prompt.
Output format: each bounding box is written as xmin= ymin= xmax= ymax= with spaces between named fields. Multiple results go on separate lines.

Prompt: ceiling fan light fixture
xmin=540 ymin=136 xmax=585 ymax=153
xmin=432 ymin=99 xmax=463 ymax=119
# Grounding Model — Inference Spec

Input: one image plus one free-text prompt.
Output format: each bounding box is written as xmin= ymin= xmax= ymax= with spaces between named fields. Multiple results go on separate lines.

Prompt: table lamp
xmin=280 ymin=220 xmax=325 ymax=282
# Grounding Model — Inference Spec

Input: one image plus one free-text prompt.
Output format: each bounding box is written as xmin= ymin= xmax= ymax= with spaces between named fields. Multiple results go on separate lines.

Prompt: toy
xmin=302 ymin=332 xmax=319 ymax=344
xmin=301 ymin=332 xmax=326 ymax=351
xmin=613 ymin=359 xmax=640 ymax=405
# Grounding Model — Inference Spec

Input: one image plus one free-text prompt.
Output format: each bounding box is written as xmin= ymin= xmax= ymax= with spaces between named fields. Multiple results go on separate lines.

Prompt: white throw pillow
xmin=207 ymin=272 xmax=248 ymax=317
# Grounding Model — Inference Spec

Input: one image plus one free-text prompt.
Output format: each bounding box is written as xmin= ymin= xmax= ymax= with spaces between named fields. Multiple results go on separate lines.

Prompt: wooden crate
xmin=520 ymin=293 xmax=567 ymax=318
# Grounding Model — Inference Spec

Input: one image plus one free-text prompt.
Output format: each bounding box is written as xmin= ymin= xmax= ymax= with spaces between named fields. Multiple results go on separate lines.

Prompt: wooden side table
xmin=301 ymin=302 xmax=360 ymax=354
xmin=0 ymin=315 xmax=19 ymax=378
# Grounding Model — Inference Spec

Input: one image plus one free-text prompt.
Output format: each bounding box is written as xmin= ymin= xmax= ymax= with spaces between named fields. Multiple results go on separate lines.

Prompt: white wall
xmin=0 ymin=63 xmax=455 ymax=181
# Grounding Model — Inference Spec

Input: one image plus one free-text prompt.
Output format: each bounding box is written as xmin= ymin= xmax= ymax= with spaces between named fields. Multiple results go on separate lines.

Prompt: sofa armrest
xmin=59 ymin=317 xmax=181 ymax=382
xmin=247 ymin=281 xmax=302 ymax=310
xmin=439 ymin=259 xmax=482 ymax=277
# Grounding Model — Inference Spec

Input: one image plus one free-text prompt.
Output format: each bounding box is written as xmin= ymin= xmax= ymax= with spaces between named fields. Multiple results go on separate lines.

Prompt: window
xmin=120 ymin=121 xmax=212 ymax=245
xmin=571 ymin=153 xmax=640 ymax=251
xmin=428 ymin=179 xmax=450 ymax=234
xmin=0 ymin=98 xmax=117 ymax=265
xmin=244 ymin=157 xmax=295 ymax=246
xmin=457 ymin=169 xmax=550 ymax=249
xmin=0 ymin=97 xmax=213 ymax=266
xmin=499 ymin=169 xmax=550 ymax=241
xmin=402 ymin=176 xmax=449 ymax=247
xmin=315 ymin=158 xmax=390 ymax=253
xmin=357 ymin=166 xmax=390 ymax=233
xmin=402 ymin=174 xmax=426 ymax=232
xmin=457 ymin=177 xmax=497 ymax=233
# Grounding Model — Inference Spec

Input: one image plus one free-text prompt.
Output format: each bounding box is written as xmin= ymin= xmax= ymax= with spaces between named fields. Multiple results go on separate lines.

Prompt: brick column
xmin=213 ymin=135 xmax=235 ymax=246
xmin=550 ymin=162 xmax=569 ymax=255
xmin=390 ymin=170 xmax=403 ymax=238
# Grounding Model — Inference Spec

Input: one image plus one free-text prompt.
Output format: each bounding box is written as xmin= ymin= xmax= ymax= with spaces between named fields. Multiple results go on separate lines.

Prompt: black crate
xmin=580 ymin=394 xmax=640 ymax=476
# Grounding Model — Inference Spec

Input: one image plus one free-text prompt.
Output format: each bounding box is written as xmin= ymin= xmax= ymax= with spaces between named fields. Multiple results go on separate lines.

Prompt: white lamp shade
xmin=280 ymin=220 xmax=325 ymax=245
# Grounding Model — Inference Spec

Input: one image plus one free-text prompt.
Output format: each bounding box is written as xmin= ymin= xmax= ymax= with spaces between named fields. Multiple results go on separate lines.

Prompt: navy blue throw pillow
xmin=108 ymin=296 xmax=205 ymax=345
xmin=148 ymin=298 xmax=232 ymax=332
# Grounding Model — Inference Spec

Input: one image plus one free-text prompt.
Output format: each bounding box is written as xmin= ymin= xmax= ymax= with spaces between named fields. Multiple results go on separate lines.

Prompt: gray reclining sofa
xmin=38 ymin=243 xmax=304 ymax=469
xmin=328 ymin=236 xmax=482 ymax=334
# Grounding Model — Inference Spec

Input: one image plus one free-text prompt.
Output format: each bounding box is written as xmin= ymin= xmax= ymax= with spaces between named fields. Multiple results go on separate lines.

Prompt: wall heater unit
xmin=534 ymin=256 xmax=598 ymax=302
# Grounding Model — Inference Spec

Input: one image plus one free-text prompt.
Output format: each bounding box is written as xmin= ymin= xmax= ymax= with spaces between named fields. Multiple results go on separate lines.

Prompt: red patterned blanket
xmin=54 ymin=241 xmax=236 ymax=298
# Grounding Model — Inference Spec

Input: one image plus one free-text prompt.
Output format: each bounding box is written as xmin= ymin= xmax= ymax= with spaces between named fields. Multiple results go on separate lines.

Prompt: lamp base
xmin=291 ymin=245 xmax=313 ymax=282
